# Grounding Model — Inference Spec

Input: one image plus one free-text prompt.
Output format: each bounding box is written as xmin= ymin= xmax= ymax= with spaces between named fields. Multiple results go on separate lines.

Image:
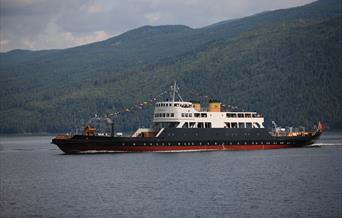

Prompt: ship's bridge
xmin=152 ymin=100 xmax=264 ymax=129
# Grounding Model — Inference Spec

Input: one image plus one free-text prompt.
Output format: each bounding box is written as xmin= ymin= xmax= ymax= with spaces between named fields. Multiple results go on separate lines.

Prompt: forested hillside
xmin=0 ymin=0 xmax=341 ymax=133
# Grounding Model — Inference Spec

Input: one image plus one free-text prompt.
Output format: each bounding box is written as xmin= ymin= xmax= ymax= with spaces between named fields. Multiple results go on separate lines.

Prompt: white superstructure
xmin=152 ymin=101 xmax=264 ymax=129
xmin=152 ymin=81 xmax=264 ymax=129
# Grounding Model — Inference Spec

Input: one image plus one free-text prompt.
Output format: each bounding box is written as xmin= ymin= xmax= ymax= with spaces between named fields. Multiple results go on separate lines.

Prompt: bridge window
xmin=245 ymin=114 xmax=251 ymax=118
xmin=227 ymin=113 xmax=237 ymax=118
xmin=238 ymin=113 xmax=244 ymax=118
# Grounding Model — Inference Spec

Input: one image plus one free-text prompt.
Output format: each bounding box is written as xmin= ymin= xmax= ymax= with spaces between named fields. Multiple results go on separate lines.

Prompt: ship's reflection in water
xmin=0 ymin=133 xmax=341 ymax=218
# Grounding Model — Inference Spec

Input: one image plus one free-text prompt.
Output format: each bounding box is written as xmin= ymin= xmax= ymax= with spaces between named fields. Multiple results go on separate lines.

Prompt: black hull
xmin=52 ymin=128 xmax=322 ymax=154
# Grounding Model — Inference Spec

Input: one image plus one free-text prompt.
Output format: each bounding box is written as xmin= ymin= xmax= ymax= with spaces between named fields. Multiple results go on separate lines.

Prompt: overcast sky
xmin=0 ymin=0 xmax=315 ymax=52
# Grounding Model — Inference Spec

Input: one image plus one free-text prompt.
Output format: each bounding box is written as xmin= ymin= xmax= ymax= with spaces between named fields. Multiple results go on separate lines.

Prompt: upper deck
xmin=153 ymin=100 xmax=264 ymax=129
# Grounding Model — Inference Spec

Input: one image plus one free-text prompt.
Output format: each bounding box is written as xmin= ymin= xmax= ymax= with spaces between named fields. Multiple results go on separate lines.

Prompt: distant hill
xmin=0 ymin=0 xmax=341 ymax=133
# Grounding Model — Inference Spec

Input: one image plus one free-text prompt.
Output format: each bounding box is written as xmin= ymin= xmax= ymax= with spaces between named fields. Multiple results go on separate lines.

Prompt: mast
xmin=170 ymin=81 xmax=183 ymax=102
xmin=111 ymin=119 xmax=114 ymax=137
xmin=172 ymin=81 xmax=177 ymax=102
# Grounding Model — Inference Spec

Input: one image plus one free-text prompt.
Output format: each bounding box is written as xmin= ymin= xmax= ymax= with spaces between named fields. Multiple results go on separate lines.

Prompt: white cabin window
xmin=205 ymin=122 xmax=212 ymax=128
xmin=238 ymin=113 xmax=244 ymax=118
xmin=227 ymin=113 xmax=237 ymax=118
xmin=201 ymin=113 xmax=207 ymax=118
xmin=231 ymin=122 xmax=238 ymax=128
xmin=171 ymin=113 xmax=174 ymax=117
xmin=195 ymin=113 xmax=200 ymax=117
xmin=198 ymin=122 xmax=204 ymax=128
xmin=246 ymin=123 xmax=252 ymax=128
xmin=238 ymin=122 xmax=245 ymax=128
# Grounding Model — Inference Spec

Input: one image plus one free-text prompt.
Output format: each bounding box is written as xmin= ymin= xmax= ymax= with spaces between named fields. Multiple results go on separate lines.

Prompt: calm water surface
xmin=0 ymin=132 xmax=341 ymax=218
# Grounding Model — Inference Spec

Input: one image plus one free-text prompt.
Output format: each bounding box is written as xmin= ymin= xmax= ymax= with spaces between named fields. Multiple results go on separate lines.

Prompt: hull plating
xmin=54 ymin=142 xmax=312 ymax=154
xmin=53 ymin=128 xmax=321 ymax=154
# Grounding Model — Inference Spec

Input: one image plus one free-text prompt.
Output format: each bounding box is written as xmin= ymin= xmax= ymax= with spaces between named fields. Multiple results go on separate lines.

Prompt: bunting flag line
xmin=93 ymin=90 xmax=169 ymax=120
xmin=88 ymin=88 xmax=246 ymax=123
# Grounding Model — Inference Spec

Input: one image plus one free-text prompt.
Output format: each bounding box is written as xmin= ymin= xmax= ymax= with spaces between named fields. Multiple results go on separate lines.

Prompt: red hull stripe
xmin=58 ymin=144 xmax=299 ymax=153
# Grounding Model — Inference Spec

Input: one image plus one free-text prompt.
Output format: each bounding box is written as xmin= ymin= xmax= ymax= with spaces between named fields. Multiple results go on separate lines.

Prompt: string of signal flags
xmin=109 ymin=90 xmax=169 ymax=117
xmin=90 ymin=88 xmax=246 ymax=122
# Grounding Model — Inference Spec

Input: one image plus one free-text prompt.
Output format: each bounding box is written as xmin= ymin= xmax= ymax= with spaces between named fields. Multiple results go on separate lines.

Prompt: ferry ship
xmin=52 ymin=82 xmax=323 ymax=154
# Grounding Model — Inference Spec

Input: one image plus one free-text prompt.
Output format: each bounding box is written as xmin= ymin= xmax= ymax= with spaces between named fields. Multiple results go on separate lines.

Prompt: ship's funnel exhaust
xmin=208 ymin=99 xmax=221 ymax=112
xmin=192 ymin=101 xmax=201 ymax=111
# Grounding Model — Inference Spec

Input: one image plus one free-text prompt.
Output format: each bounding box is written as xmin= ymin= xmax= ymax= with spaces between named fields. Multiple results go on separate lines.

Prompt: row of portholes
xmin=122 ymin=141 xmax=292 ymax=146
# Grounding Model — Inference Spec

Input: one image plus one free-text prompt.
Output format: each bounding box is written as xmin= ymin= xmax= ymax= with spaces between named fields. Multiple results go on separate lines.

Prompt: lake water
xmin=0 ymin=132 xmax=341 ymax=218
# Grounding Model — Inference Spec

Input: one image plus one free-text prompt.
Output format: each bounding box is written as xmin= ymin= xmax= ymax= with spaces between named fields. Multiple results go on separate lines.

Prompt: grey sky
xmin=0 ymin=0 xmax=315 ymax=52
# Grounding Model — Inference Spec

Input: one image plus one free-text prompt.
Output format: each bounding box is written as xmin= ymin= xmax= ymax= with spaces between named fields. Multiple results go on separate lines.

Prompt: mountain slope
xmin=0 ymin=0 xmax=341 ymax=133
